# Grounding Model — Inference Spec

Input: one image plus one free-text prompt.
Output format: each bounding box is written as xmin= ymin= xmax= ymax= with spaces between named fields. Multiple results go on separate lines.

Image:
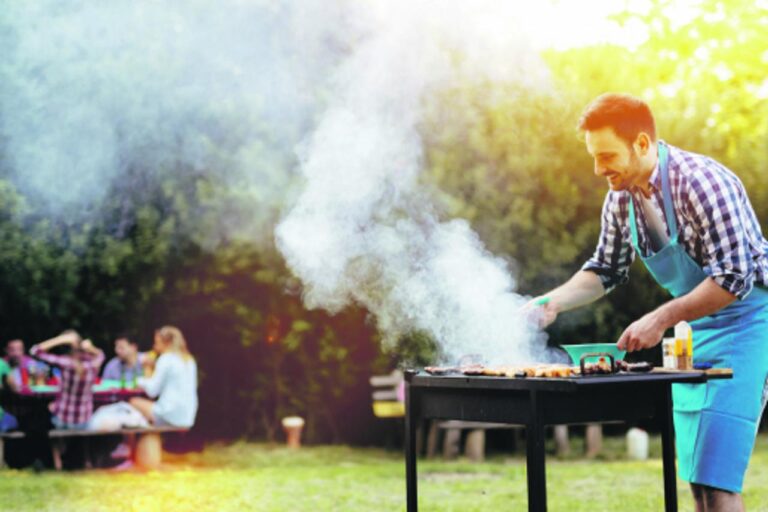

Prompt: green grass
xmin=2 ymin=435 xmax=768 ymax=511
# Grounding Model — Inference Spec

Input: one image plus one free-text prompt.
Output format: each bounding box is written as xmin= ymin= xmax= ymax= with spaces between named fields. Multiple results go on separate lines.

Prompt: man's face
xmin=6 ymin=340 xmax=25 ymax=364
xmin=585 ymin=127 xmax=644 ymax=191
xmin=114 ymin=338 xmax=136 ymax=362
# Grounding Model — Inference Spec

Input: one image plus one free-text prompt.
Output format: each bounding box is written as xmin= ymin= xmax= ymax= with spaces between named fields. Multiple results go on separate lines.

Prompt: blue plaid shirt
xmin=583 ymin=142 xmax=768 ymax=299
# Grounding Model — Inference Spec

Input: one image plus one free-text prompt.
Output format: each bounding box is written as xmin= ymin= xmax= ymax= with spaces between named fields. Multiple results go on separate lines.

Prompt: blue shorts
xmin=51 ymin=415 xmax=88 ymax=430
xmin=0 ymin=411 xmax=19 ymax=432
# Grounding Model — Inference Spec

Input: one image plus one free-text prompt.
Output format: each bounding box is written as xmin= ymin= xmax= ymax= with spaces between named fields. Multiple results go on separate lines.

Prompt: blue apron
xmin=628 ymin=141 xmax=768 ymax=492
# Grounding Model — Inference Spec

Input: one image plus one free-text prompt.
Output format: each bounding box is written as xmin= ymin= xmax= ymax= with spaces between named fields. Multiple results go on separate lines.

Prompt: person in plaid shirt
xmin=30 ymin=331 xmax=104 ymax=429
xmin=527 ymin=93 xmax=768 ymax=510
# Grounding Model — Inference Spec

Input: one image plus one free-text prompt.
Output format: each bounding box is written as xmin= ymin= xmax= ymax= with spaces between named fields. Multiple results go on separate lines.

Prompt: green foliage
xmin=0 ymin=0 xmax=764 ymax=444
xmin=420 ymin=0 xmax=767 ymax=346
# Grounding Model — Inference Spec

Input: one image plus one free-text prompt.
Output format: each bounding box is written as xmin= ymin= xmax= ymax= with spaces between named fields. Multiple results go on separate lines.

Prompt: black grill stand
xmin=404 ymin=371 xmax=722 ymax=512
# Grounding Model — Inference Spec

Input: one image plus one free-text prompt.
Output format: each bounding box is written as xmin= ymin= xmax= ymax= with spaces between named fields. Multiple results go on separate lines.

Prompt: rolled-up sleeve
xmin=684 ymin=169 xmax=755 ymax=299
xmin=138 ymin=356 xmax=167 ymax=398
xmin=30 ymin=346 xmax=73 ymax=369
xmin=581 ymin=192 xmax=635 ymax=293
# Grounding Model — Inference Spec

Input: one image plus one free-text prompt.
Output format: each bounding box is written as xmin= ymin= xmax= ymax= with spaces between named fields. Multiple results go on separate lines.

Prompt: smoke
xmin=0 ymin=0 xmax=557 ymax=363
xmin=276 ymin=0 xmax=552 ymax=364
xmin=0 ymin=0 xmax=353 ymax=245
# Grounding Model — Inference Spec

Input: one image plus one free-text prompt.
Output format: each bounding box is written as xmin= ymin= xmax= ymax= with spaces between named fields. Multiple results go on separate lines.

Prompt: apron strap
xmin=658 ymin=141 xmax=678 ymax=241
xmin=629 ymin=195 xmax=640 ymax=250
xmin=628 ymin=141 xmax=676 ymax=252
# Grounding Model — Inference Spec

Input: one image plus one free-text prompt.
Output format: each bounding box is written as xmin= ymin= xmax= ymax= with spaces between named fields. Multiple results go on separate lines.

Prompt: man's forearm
xmin=652 ymin=277 xmax=737 ymax=330
xmin=35 ymin=334 xmax=71 ymax=352
xmin=80 ymin=340 xmax=102 ymax=356
xmin=547 ymin=270 xmax=606 ymax=313
xmin=5 ymin=374 xmax=20 ymax=393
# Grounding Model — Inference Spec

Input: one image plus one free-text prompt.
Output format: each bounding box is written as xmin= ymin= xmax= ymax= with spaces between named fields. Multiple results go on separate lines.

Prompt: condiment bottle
xmin=674 ymin=321 xmax=693 ymax=370
xmin=662 ymin=338 xmax=677 ymax=369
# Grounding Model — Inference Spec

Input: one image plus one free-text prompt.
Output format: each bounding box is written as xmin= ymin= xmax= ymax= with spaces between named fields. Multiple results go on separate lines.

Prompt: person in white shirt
xmin=130 ymin=326 xmax=197 ymax=428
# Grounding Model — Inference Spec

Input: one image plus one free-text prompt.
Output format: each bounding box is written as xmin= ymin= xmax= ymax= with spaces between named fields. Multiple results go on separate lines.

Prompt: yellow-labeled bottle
xmin=674 ymin=321 xmax=693 ymax=370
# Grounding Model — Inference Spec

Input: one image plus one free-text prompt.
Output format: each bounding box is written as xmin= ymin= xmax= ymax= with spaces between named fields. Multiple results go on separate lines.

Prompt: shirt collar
xmin=646 ymin=142 xmax=664 ymax=193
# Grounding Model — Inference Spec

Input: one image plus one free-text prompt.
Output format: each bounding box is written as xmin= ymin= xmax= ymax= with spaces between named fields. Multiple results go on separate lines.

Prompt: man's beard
xmin=627 ymin=150 xmax=646 ymax=191
xmin=612 ymin=150 xmax=642 ymax=192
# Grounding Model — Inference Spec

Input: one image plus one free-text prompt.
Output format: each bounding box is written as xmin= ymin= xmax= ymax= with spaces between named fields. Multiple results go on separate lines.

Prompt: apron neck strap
xmin=657 ymin=141 xmax=678 ymax=239
xmin=629 ymin=194 xmax=640 ymax=249
xmin=628 ymin=141 xmax=676 ymax=251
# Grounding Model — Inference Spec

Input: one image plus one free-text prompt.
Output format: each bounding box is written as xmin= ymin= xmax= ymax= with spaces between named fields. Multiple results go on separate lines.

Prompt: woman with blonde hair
xmin=130 ymin=326 xmax=197 ymax=428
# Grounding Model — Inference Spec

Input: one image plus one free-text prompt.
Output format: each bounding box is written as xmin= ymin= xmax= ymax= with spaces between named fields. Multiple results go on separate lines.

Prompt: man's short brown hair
xmin=577 ymin=93 xmax=656 ymax=144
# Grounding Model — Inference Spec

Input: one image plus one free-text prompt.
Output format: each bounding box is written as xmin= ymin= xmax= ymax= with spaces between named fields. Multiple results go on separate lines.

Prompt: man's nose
xmin=594 ymin=162 xmax=606 ymax=176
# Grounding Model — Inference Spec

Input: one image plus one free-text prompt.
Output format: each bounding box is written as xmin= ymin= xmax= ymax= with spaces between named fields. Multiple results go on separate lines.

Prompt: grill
xmin=404 ymin=369 xmax=730 ymax=512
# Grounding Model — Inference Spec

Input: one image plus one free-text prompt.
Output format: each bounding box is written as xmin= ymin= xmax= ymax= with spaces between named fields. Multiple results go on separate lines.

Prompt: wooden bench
xmin=370 ymin=370 xmax=405 ymax=418
xmin=432 ymin=420 xmax=524 ymax=462
xmin=1 ymin=426 xmax=188 ymax=470
xmin=370 ymin=371 xmax=526 ymax=461
xmin=370 ymin=370 xmax=407 ymax=450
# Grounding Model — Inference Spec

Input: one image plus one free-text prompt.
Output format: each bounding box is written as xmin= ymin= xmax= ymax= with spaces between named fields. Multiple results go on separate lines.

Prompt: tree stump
xmin=464 ymin=429 xmax=485 ymax=462
xmin=554 ymin=425 xmax=570 ymax=456
xmin=442 ymin=428 xmax=461 ymax=459
xmin=136 ymin=433 xmax=162 ymax=469
xmin=585 ymin=424 xmax=603 ymax=458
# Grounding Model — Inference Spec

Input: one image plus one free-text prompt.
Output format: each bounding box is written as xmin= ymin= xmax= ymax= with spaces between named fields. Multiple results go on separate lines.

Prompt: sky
xmin=525 ymin=0 xmax=648 ymax=49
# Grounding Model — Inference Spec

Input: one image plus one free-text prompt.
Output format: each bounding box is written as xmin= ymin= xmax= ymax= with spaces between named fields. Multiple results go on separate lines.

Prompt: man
xmin=0 ymin=358 xmax=19 ymax=432
xmin=4 ymin=339 xmax=47 ymax=389
xmin=101 ymin=335 xmax=144 ymax=384
xmin=530 ymin=93 xmax=768 ymax=511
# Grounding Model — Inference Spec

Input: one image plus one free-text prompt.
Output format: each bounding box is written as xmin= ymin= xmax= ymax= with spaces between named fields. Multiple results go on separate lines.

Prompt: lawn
xmin=2 ymin=435 xmax=768 ymax=511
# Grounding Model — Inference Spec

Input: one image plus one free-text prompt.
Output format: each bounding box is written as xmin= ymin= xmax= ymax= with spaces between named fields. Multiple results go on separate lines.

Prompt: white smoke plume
xmin=0 ymin=0 xmax=559 ymax=364
xmin=276 ymin=1 xmax=553 ymax=364
xmin=0 ymin=0 xmax=353 ymax=246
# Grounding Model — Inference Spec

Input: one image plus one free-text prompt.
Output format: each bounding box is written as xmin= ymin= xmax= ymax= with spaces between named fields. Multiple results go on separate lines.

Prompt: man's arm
xmin=4 ymin=371 xmax=21 ymax=393
xmin=527 ymin=192 xmax=633 ymax=327
xmin=30 ymin=332 xmax=79 ymax=367
xmin=618 ymin=277 xmax=736 ymax=351
xmin=619 ymin=164 xmax=757 ymax=352
xmin=102 ymin=358 xmax=120 ymax=380
xmin=546 ymin=270 xmax=607 ymax=312
xmin=33 ymin=332 xmax=78 ymax=353
xmin=527 ymin=270 xmax=606 ymax=327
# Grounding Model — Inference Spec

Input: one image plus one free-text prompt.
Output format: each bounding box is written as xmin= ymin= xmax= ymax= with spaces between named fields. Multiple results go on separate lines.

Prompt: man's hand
xmin=616 ymin=311 xmax=667 ymax=352
xmin=522 ymin=297 xmax=559 ymax=328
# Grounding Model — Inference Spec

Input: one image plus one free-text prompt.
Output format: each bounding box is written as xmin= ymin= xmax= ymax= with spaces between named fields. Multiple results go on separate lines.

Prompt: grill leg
xmin=526 ymin=391 xmax=547 ymax=512
xmin=405 ymin=383 xmax=418 ymax=511
xmin=660 ymin=384 xmax=678 ymax=512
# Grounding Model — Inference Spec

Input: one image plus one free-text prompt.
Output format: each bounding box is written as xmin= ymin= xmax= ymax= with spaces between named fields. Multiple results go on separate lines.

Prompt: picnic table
xmin=16 ymin=379 xmax=145 ymax=403
xmin=1 ymin=380 xmax=185 ymax=470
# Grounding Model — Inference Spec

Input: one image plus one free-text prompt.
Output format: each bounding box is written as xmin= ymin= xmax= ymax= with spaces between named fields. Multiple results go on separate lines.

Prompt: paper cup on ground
xmin=626 ymin=427 xmax=649 ymax=460
xmin=282 ymin=416 xmax=305 ymax=449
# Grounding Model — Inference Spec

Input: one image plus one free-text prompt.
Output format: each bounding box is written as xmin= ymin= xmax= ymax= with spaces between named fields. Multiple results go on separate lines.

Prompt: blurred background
xmin=0 ymin=0 xmax=765 ymax=449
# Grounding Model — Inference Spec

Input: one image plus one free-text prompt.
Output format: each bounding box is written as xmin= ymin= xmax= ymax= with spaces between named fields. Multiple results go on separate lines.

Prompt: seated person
xmin=101 ymin=335 xmax=144 ymax=384
xmin=4 ymin=338 xmax=49 ymax=390
xmin=130 ymin=326 xmax=197 ymax=428
xmin=30 ymin=331 xmax=104 ymax=429
xmin=0 ymin=358 xmax=19 ymax=432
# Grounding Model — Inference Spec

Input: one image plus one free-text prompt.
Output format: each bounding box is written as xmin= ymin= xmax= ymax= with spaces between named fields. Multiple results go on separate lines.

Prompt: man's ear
xmin=634 ymin=132 xmax=652 ymax=155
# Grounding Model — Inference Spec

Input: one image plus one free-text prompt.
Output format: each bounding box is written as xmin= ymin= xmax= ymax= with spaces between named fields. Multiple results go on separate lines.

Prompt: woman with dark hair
xmin=30 ymin=331 xmax=104 ymax=429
